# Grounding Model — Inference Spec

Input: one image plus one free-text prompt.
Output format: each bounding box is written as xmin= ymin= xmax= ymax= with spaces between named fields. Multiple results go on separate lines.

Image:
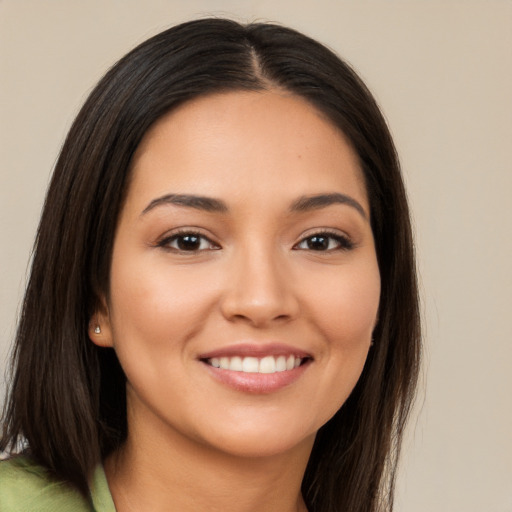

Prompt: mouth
xmin=198 ymin=344 xmax=313 ymax=393
xmin=202 ymin=355 xmax=309 ymax=374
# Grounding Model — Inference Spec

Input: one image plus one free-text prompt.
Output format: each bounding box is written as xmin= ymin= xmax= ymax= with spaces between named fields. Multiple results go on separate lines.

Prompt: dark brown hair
xmin=1 ymin=18 xmax=420 ymax=512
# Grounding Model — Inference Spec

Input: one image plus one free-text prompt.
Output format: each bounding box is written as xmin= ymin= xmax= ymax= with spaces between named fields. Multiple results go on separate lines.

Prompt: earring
xmin=94 ymin=326 xmax=101 ymax=334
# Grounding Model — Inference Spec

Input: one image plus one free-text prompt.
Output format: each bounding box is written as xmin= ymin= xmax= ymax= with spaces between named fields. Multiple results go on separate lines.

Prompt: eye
xmin=294 ymin=232 xmax=354 ymax=251
xmin=158 ymin=231 xmax=219 ymax=252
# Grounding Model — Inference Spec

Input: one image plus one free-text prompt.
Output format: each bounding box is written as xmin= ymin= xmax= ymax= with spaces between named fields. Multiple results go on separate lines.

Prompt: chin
xmin=186 ymin=408 xmax=326 ymax=461
xmin=201 ymin=428 xmax=316 ymax=460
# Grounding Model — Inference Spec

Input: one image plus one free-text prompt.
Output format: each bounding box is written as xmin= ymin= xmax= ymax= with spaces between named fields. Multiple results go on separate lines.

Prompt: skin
xmin=91 ymin=90 xmax=381 ymax=512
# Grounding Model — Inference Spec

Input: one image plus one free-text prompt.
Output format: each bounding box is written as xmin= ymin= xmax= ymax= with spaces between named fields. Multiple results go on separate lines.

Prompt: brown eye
xmin=305 ymin=235 xmax=330 ymax=251
xmin=295 ymin=232 xmax=354 ymax=251
xmin=159 ymin=232 xmax=219 ymax=252
xmin=175 ymin=234 xmax=202 ymax=251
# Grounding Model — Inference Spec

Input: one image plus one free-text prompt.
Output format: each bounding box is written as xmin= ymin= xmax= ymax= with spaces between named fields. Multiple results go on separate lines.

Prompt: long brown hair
xmin=1 ymin=18 xmax=420 ymax=511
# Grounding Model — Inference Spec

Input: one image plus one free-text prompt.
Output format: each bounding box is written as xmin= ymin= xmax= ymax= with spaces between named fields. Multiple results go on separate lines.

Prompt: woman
xmin=0 ymin=18 xmax=420 ymax=512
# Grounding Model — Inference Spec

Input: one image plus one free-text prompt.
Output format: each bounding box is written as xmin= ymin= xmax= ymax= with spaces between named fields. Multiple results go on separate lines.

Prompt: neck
xmin=105 ymin=411 xmax=313 ymax=512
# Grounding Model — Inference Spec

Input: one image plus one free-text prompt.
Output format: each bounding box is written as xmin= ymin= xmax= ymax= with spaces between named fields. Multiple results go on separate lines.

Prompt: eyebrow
xmin=141 ymin=192 xmax=367 ymax=220
xmin=290 ymin=193 xmax=368 ymax=220
xmin=141 ymin=194 xmax=228 ymax=216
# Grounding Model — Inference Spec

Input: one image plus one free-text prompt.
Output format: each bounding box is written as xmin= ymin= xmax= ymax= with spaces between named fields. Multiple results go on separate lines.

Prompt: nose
xmin=219 ymin=245 xmax=300 ymax=328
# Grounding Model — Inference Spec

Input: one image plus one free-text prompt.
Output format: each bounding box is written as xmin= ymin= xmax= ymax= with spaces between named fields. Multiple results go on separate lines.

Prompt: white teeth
xmin=229 ymin=356 xmax=243 ymax=371
xmin=276 ymin=355 xmax=287 ymax=372
xmin=242 ymin=357 xmax=259 ymax=373
xmin=208 ymin=355 xmax=305 ymax=374
xmin=259 ymin=356 xmax=276 ymax=373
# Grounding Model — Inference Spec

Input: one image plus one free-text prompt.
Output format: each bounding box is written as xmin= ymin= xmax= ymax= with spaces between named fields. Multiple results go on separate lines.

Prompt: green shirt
xmin=0 ymin=457 xmax=116 ymax=511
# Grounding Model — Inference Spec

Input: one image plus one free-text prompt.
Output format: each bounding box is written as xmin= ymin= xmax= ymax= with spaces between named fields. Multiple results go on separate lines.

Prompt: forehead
xmin=127 ymin=90 xmax=368 ymax=215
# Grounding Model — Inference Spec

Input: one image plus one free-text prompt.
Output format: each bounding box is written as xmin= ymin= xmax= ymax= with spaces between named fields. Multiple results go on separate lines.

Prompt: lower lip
xmin=202 ymin=361 xmax=311 ymax=394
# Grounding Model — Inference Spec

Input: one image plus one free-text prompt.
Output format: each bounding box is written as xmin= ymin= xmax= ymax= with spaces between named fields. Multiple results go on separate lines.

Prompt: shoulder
xmin=0 ymin=456 xmax=92 ymax=512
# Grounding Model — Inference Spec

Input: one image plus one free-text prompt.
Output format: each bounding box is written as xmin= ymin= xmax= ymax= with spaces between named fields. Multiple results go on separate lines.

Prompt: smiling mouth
xmin=203 ymin=355 xmax=310 ymax=374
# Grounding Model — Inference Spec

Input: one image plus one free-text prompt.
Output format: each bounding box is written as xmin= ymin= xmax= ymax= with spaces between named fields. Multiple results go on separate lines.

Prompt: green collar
xmin=90 ymin=464 xmax=116 ymax=512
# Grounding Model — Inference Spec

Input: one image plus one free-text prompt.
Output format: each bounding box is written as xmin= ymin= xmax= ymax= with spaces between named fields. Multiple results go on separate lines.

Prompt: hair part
xmin=1 ymin=18 xmax=420 ymax=512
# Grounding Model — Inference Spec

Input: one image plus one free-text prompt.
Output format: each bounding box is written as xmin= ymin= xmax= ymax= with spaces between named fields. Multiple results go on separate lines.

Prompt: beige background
xmin=1 ymin=1 xmax=511 ymax=511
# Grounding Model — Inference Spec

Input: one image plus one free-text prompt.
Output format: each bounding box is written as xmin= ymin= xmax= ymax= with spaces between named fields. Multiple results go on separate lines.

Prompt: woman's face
xmin=93 ymin=91 xmax=380 ymax=459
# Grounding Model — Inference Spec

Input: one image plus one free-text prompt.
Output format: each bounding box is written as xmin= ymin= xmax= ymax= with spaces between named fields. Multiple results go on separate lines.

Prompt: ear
xmin=88 ymin=297 xmax=114 ymax=348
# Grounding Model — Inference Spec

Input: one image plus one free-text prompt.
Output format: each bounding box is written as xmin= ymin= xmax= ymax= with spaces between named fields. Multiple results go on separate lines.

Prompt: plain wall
xmin=1 ymin=1 xmax=511 ymax=511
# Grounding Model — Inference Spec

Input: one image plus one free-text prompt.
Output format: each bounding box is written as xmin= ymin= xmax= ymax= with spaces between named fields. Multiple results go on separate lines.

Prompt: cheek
xmin=304 ymin=261 xmax=380 ymax=349
xmin=297 ymin=259 xmax=380 ymax=424
xmin=107 ymin=256 xmax=219 ymax=365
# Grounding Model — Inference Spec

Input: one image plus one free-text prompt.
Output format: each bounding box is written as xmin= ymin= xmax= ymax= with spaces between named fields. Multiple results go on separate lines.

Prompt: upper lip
xmin=198 ymin=343 xmax=312 ymax=360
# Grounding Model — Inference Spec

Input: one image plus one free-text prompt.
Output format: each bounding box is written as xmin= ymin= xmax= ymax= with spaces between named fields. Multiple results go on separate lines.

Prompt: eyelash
xmin=157 ymin=229 xmax=220 ymax=252
xmin=293 ymin=231 xmax=354 ymax=252
xmin=157 ymin=229 xmax=354 ymax=253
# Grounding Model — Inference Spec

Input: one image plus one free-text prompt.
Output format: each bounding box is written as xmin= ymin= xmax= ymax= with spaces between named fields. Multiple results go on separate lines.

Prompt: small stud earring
xmin=94 ymin=326 xmax=101 ymax=334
